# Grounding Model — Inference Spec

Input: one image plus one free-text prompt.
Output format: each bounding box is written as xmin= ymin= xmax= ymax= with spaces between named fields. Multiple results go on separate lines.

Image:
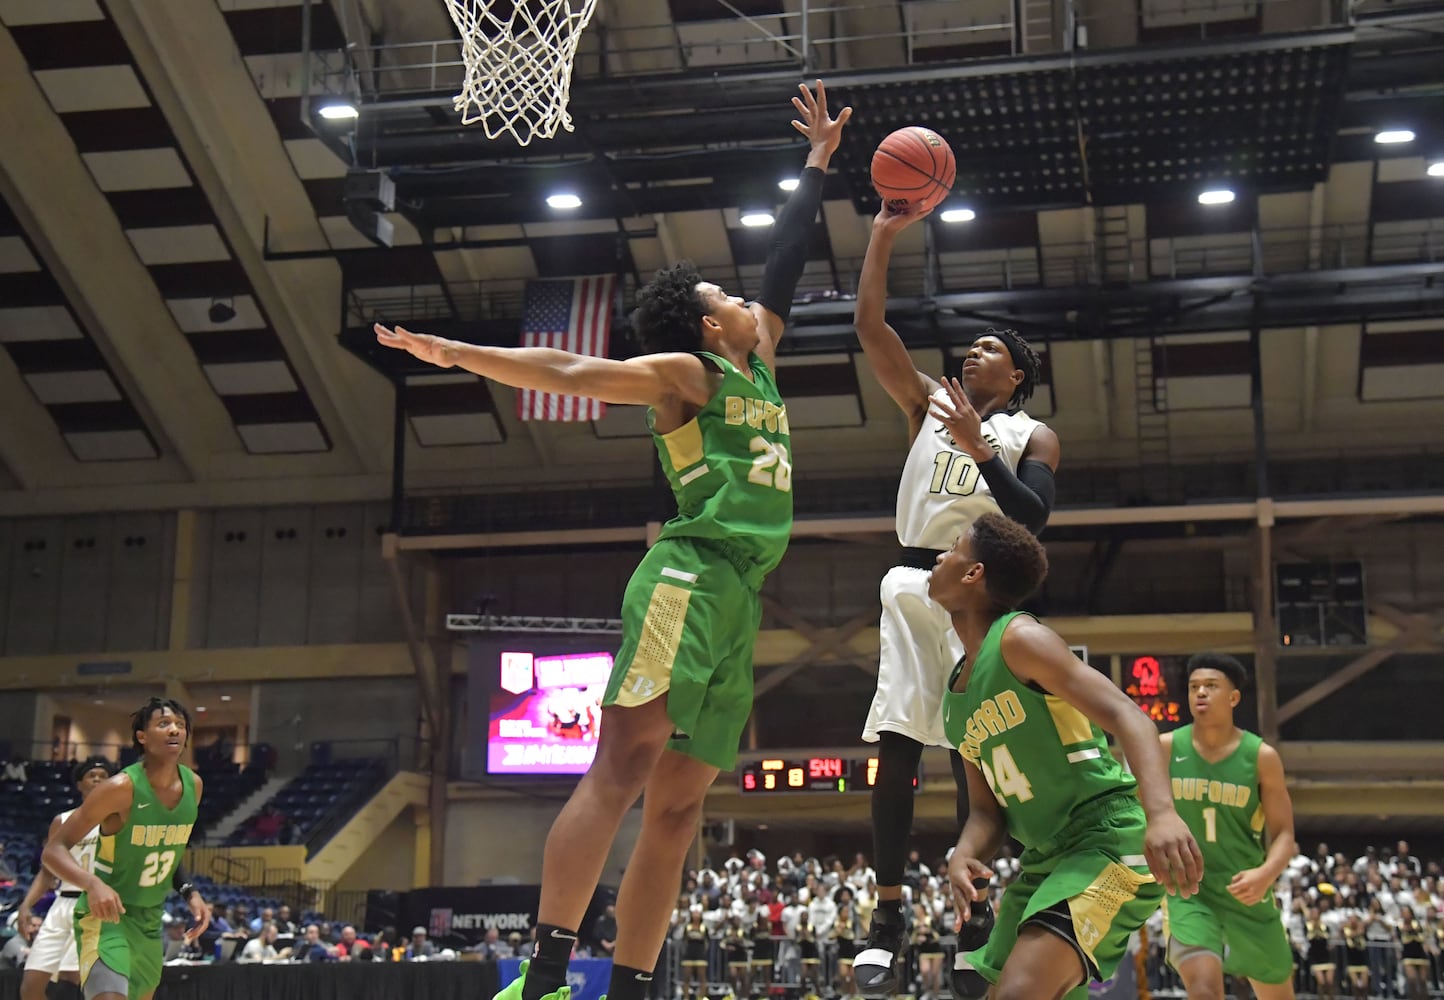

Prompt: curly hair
xmin=131 ymin=696 xmax=190 ymax=751
xmin=630 ymin=261 xmax=707 ymax=355
xmin=986 ymin=328 xmax=1043 ymax=410
xmin=971 ymin=512 xmax=1049 ymax=612
xmin=1186 ymin=652 xmax=1249 ymax=691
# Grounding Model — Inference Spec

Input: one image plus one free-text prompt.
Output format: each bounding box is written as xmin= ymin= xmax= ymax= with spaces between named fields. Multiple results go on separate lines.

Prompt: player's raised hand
xmin=791 ymin=79 xmax=852 ymax=157
xmin=947 ymin=853 xmax=993 ymax=925
xmin=87 ymin=880 xmax=125 ymax=922
xmin=374 ymin=324 xmax=455 ymax=369
xmin=1144 ymin=810 xmax=1204 ymax=898
xmin=929 ymin=377 xmax=989 ymax=459
xmin=872 ymin=203 xmax=931 ymax=235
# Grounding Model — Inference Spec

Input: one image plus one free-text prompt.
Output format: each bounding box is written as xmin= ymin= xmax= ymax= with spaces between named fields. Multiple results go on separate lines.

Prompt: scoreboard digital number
xmin=737 ymin=757 xmax=920 ymax=794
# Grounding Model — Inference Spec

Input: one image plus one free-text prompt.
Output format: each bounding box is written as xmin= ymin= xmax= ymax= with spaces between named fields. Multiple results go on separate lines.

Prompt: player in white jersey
xmin=850 ymin=205 xmax=1060 ymax=995
xmin=18 ymin=756 xmax=114 ymax=1000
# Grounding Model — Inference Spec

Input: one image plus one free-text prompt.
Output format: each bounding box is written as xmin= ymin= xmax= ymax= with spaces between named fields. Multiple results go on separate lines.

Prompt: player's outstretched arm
xmin=44 ymin=774 xmax=133 ymax=922
xmin=1228 ymin=743 xmax=1296 ymax=906
xmin=752 ymin=80 xmax=852 ymax=367
xmin=855 ymin=207 xmax=937 ymax=434
xmin=375 ymin=325 xmax=714 ymax=408
xmin=1002 ymin=618 xmax=1203 ymax=897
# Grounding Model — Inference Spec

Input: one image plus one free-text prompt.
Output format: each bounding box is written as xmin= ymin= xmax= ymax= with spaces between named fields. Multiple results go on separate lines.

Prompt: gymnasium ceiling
xmin=1 ymin=0 xmax=1443 ymax=518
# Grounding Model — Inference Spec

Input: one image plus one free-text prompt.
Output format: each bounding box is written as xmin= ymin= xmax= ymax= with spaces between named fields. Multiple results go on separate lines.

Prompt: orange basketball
xmin=870 ymin=126 xmax=956 ymax=212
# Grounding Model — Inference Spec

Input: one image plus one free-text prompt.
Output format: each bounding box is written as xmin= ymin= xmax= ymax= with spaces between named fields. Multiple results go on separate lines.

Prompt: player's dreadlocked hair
xmin=130 ymin=696 xmax=191 ymax=751
xmin=631 ymin=261 xmax=708 ymax=355
xmin=1186 ymin=652 xmax=1250 ymax=692
xmin=971 ymin=512 xmax=1049 ymax=613
xmin=988 ymin=328 xmax=1043 ymax=410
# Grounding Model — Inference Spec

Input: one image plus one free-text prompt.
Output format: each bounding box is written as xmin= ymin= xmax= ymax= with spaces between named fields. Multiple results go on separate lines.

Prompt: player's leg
xmin=74 ymin=910 xmax=131 ymax=1000
xmin=858 ymin=567 xmax=952 ymax=995
xmin=1224 ymin=905 xmax=1296 ymax=1000
xmin=1171 ymin=948 xmax=1227 ymax=1000
xmin=989 ymin=923 xmax=1088 ymax=1000
xmin=610 ymin=750 xmax=719 ymax=1000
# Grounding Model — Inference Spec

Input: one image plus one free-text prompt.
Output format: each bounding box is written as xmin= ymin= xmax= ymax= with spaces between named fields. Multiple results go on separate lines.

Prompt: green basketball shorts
xmin=1164 ymin=888 xmax=1295 ymax=985
xmin=965 ymin=793 xmax=1164 ymax=999
xmin=76 ymin=904 xmax=164 ymax=1000
xmin=604 ymin=537 xmax=761 ymax=771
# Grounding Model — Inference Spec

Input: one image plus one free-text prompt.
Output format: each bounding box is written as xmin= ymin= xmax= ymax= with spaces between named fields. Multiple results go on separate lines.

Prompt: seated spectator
xmin=162 ymin=918 xmax=202 ymax=963
xmin=335 ymin=925 xmax=371 ymax=961
xmin=468 ymin=927 xmax=511 ymax=961
xmin=2 ymin=755 xmax=27 ymax=784
xmin=273 ymin=904 xmax=297 ymax=937
xmin=295 ymin=924 xmax=336 ymax=963
xmin=0 ymin=914 xmax=41 ymax=969
xmin=248 ymin=804 xmax=286 ymax=845
xmin=403 ymin=926 xmax=436 ymax=961
xmin=371 ymin=926 xmax=399 ymax=963
xmin=239 ymin=922 xmax=292 ymax=964
xmin=248 ymin=907 xmax=274 ymax=935
xmin=591 ymin=902 xmax=617 ymax=958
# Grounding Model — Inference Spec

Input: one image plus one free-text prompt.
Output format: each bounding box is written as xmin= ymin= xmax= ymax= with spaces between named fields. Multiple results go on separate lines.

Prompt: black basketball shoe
xmin=950 ymin=880 xmax=996 ymax=1000
xmin=852 ymin=908 xmax=905 ymax=997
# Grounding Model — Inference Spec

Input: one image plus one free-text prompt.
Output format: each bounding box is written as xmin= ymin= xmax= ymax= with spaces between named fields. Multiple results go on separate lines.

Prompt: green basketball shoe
xmin=494 ymin=960 xmax=573 ymax=1000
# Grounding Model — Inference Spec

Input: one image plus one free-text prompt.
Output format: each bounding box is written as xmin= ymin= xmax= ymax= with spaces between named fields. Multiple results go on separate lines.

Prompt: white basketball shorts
xmin=862 ymin=564 xmax=965 ymax=748
xmin=29 ymin=893 xmax=80 ymax=974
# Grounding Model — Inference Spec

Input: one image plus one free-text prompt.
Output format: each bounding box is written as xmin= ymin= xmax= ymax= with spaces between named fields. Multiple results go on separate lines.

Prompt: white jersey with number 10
xmin=895 ymin=394 xmax=1042 ymax=550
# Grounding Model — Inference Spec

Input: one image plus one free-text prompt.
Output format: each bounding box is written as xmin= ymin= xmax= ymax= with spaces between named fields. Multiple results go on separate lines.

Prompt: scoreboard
xmin=737 ymin=756 xmax=921 ymax=794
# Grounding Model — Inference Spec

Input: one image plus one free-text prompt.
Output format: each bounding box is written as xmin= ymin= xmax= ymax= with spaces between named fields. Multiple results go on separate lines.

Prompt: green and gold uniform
xmin=76 ymin=763 xmax=197 ymax=999
xmin=1163 ymin=724 xmax=1293 ymax=984
xmin=604 ymin=351 xmax=791 ymax=769
xmin=942 ymin=612 xmax=1161 ymax=999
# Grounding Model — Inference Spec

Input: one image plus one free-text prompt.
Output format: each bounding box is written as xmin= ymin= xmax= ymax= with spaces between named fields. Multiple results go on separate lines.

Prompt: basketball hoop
xmin=442 ymin=0 xmax=599 ymax=147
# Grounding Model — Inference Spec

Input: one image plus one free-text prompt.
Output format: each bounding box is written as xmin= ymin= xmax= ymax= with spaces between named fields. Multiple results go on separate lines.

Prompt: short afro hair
xmin=72 ymin=755 xmax=116 ymax=785
xmin=631 ymin=261 xmax=707 ymax=356
xmin=971 ymin=512 xmax=1049 ymax=612
xmin=1186 ymin=653 xmax=1249 ymax=691
xmin=131 ymin=696 xmax=191 ymax=751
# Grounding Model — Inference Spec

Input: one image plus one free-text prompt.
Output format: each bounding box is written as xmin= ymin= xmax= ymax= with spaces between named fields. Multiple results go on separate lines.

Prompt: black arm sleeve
xmin=975 ymin=457 xmax=1055 ymax=534
xmin=754 ymin=166 xmax=825 ymax=323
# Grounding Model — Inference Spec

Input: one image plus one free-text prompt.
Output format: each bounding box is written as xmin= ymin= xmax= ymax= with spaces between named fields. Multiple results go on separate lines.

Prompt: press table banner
xmin=369 ymin=884 xmax=612 ymax=950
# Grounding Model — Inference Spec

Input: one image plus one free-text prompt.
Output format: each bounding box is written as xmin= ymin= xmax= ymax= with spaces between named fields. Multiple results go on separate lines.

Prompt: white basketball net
xmin=442 ymin=0 xmax=599 ymax=147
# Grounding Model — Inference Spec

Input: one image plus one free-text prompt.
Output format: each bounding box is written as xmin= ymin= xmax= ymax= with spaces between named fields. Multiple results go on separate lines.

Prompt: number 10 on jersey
xmin=930 ymin=452 xmax=980 ymax=496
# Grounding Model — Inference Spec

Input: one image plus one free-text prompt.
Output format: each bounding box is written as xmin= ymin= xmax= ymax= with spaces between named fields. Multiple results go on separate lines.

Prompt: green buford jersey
xmin=651 ymin=352 xmax=792 ymax=581
xmin=1168 ymin=724 xmax=1268 ymax=901
xmin=93 ymin=763 xmax=197 ymax=909
xmin=943 ymin=612 xmax=1138 ymax=849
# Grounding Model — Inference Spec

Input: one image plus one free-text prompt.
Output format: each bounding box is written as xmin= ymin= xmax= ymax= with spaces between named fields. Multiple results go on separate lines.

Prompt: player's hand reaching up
xmin=86 ymin=880 xmax=125 ymax=922
xmin=873 ymin=203 xmax=931 ymax=235
xmin=791 ymin=80 xmax=852 ymax=161
xmin=375 ymin=324 xmax=455 ymax=369
xmin=1144 ymin=810 xmax=1204 ymax=898
xmin=929 ymin=377 xmax=991 ymax=462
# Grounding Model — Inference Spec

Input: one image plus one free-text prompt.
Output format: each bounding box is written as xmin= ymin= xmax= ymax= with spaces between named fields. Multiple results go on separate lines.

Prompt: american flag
xmin=518 ymin=275 xmax=616 ymax=421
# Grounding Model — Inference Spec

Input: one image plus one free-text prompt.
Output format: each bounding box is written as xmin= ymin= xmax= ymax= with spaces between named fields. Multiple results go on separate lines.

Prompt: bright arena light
xmin=1374 ymin=129 xmax=1415 ymax=145
xmin=546 ymin=193 xmax=583 ymax=209
xmin=940 ymin=208 xmax=976 ymax=223
xmin=317 ymin=102 xmax=359 ymax=120
xmin=1198 ymin=189 xmax=1236 ymax=205
xmin=1428 ymin=161 xmax=1444 ymax=178
xmin=777 ymin=178 xmax=800 ymax=192
xmin=739 ymin=211 xmax=775 ymax=227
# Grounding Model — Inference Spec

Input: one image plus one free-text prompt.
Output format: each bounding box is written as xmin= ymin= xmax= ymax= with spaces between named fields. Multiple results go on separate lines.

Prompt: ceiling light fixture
xmin=1428 ymin=161 xmax=1444 ymax=178
xmin=1198 ymin=189 xmax=1236 ymax=205
xmin=318 ymin=102 xmax=359 ymax=120
xmin=777 ymin=178 xmax=800 ymax=192
xmin=1374 ymin=129 xmax=1415 ymax=145
xmin=739 ymin=211 xmax=775 ymax=227
xmin=940 ymin=207 xmax=976 ymax=223
xmin=546 ymin=193 xmax=582 ymax=209
xmin=220 ymin=694 xmax=233 ymax=702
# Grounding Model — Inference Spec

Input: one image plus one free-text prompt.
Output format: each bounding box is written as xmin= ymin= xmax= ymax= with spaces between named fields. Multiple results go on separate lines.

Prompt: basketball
xmin=870 ymin=126 xmax=957 ymax=212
